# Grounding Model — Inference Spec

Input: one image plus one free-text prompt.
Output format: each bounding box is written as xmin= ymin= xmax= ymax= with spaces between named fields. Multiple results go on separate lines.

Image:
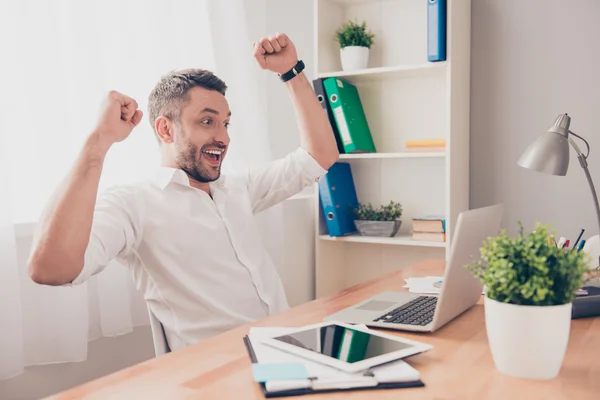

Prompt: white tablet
xmin=260 ymin=321 xmax=432 ymax=373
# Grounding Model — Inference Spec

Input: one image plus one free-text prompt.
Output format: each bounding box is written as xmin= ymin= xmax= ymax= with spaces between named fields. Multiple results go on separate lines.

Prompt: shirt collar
xmin=154 ymin=167 xmax=227 ymax=191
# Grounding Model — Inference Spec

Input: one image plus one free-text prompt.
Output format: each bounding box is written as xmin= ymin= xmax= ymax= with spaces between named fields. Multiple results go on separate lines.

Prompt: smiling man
xmin=27 ymin=33 xmax=338 ymax=351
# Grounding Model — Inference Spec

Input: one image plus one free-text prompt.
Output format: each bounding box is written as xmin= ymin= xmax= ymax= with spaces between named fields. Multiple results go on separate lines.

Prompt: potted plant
xmin=466 ymin=222 xmax=589 ymax=380
xmin=334 ymin=20 xmax=375 ymax=71
xmin=353 ymin=201 xmax=402 ymax=237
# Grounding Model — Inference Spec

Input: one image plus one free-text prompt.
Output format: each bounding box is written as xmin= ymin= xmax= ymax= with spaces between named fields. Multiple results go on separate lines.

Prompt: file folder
xmin=312 ymin=78 xmax=345 ymax=154
xmin=318 ymin=162 xmax=359 ymax=237
xmin=323 ymin=77 xmax=376 ymax=153
xmin=427 ymin=0 xmax=446 ymax=62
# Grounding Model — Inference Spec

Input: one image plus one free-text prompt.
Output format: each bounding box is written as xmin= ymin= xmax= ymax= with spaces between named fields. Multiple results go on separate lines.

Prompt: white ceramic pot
xmin=340 ymin=46 xmax=369 ymax=71
xmin=484 ymin=296 xmax=572 ymax=380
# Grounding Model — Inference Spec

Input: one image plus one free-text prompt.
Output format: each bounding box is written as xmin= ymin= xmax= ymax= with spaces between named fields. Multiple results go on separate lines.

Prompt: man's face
xmin=172 ymin=86 xmax=231 ymax=183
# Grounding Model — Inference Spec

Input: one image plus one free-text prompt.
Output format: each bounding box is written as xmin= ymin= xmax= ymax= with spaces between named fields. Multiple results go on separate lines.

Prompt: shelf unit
xmin=313 ymin=0 xmax=471 ymax=297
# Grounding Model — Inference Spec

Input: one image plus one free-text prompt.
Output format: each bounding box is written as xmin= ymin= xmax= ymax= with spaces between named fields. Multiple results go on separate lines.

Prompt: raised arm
xmin=28 ymin=91 xmax=143 ymax=286
xmin=253 ymin=33 xmax=339 ymax=169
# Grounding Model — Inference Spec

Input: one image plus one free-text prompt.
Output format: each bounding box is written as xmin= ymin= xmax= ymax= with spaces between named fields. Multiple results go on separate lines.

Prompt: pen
xmin=557 ymin=237 xmax=566 ymax=249
xmin=563 ymin=239 xmax=570 ymax=249
xmin=577 ymin=239 xmax=586 ymax=252
xmin=572 ymin=229 xmax=585 ymax=252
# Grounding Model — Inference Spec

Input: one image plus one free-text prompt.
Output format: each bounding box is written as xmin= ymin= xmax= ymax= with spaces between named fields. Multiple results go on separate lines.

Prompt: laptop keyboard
xmin=373 ymin=296 xmax=437 ymax=326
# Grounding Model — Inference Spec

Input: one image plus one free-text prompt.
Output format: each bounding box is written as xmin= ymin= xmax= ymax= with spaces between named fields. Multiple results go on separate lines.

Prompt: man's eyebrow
xmin=199 ymin=107 xmax=232 ymax=117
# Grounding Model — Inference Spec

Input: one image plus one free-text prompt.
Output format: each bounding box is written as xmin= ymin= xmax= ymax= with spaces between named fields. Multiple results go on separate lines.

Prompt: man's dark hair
xmin=148 ymin=68 xmax=227 ymax=139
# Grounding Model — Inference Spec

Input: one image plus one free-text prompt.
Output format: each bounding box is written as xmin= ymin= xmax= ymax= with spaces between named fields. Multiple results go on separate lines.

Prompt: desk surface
xmin=47 ymin=260 xmax=600 ymax=400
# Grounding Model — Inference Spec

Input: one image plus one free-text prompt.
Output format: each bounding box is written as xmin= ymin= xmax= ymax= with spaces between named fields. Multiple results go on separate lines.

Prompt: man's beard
xmin=176 ymin=140 xmax=224 ymax=183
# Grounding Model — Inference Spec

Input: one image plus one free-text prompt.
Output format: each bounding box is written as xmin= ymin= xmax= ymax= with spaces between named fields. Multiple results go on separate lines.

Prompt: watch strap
xmin=279 ymin=60 xmax=305 ymax=82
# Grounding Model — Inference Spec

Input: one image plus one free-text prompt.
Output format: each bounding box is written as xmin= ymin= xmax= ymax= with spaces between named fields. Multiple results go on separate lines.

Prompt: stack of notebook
xmin=412 ymin=215 xmax=446 ymax=242
xmin=244 ymin=326 xmax=424 ymax=397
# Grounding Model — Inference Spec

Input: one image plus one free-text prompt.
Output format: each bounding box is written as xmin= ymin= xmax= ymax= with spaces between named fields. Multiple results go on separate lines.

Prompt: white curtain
xmin=0 ymin=0 xmax=284 ymax=381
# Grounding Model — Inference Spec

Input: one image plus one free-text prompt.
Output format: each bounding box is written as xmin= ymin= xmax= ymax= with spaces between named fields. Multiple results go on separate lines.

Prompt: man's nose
xmin=214 ymin=125 xmax=229 ymax=143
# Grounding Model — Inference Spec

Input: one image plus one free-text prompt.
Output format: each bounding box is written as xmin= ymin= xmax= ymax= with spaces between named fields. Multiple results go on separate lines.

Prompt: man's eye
xmin=201 ymin=119 xmax=212 ymax=125
xmin=224 ymin=121 xmax=230 ymax=128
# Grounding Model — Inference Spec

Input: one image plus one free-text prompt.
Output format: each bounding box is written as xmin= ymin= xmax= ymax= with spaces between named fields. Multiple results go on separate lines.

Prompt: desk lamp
xmin=518 ymin=113 xmax=600 ymax=270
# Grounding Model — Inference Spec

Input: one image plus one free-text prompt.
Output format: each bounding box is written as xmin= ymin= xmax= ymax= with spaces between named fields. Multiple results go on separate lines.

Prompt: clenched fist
xmin=253 ymin=33 xmax=298 ymax=75
xmin=94 ymin=90 xmax=143 ymax=144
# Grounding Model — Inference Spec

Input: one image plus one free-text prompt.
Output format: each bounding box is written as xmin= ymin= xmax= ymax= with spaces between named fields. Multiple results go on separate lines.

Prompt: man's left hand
xmin=253 ymin=33 xmax=298 ymax=75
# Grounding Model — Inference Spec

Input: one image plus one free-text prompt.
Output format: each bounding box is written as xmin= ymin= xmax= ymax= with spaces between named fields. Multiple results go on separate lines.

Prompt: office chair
xmin=147 ymin=307 xmax=171 ymax=356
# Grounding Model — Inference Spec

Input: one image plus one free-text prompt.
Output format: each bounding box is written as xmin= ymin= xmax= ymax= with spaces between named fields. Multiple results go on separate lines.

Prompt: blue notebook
xmin=318 ymin=162 xmax=359 ymax=237
xmin=427 ymin=0 xmax=446 ymax=62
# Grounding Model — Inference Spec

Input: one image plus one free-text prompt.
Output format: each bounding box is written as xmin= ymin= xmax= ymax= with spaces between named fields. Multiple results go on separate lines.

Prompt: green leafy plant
xmin=334 ymin=20 xmax=375 ymax=49
xmin=466 ymin=222 xmax=589 ymax=306
xmin=353 ymin=201 xmax=402 ymax=221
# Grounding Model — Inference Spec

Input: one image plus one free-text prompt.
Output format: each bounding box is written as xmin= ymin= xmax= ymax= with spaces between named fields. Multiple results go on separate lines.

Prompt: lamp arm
xmin=569 ymin=130 xmax=591 ymax=158
xmin=568 ymin=134 xmax=600 ymax=269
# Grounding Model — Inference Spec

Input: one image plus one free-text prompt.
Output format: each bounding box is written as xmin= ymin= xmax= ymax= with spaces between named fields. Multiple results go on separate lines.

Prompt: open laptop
xmin=323 ymin=204 xmax=504 ymax=333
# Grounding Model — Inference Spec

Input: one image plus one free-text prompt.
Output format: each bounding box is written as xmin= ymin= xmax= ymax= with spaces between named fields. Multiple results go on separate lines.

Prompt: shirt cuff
xmin=295 ymin=147 xmax=328 ymax=183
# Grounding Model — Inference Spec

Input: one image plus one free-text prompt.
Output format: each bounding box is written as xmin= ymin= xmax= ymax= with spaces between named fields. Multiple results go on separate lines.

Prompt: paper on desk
xmin=403 ymin=276 xmax=444 ymax=294
xmin=248 ymin=326 xmax=420 ymax=385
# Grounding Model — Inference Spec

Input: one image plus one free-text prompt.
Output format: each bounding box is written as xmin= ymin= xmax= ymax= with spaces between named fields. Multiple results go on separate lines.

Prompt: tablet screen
xmin=271 ymin=324 xmax=414 ymax=364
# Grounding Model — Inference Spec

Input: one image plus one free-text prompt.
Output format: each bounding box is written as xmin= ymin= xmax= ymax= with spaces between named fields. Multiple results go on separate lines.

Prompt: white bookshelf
xmin=313 ymin=0 xmax=471 ymax=297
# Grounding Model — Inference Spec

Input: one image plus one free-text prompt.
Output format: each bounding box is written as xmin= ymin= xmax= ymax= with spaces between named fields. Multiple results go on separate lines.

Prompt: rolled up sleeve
xmin=69 ymin=186 xmax=141 ymax=285
xmin=248 ymin=147 xmax=328 ymax=213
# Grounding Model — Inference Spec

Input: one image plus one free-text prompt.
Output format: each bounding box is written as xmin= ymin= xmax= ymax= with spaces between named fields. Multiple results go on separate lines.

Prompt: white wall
xmin=470 ymin=0 xmax=600 ymax=239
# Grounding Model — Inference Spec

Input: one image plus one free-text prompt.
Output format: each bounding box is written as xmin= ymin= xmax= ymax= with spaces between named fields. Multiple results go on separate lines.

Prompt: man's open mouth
xmin=201 ymin=148 xmax=225 ymax=165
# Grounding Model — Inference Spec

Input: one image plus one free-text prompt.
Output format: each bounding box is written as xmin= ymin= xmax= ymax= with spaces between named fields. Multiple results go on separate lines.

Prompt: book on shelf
xmin=412 ymin=231 xmax=446 ymax=242
xmin=323 ymin=77 xmax=376 ymax=154
xmin=404 ymin=139 xmax=446 ymax=152
xmin=412 ymin=215 xmax=446 ymax=233
xmin=412 ymin=215 xmax=446 ymax=242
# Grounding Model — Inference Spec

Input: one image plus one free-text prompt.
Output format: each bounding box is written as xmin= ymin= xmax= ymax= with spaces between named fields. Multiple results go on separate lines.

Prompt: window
xmin=0 ymin=0 xmax=214 ymax=223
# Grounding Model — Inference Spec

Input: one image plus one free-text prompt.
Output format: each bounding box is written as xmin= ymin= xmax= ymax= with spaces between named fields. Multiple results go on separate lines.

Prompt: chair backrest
xmin=147 ymin=307 xmax=171 ymax=356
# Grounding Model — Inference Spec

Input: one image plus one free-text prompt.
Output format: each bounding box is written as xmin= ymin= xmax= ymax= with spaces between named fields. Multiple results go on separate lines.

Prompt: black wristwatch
xmin=279 ymin=60 xmax=305 ymax=82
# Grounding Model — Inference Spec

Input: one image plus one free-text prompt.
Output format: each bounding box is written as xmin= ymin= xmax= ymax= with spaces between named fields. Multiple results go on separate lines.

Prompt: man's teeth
xmin=203 ymin=149 xmax=224 ymax=155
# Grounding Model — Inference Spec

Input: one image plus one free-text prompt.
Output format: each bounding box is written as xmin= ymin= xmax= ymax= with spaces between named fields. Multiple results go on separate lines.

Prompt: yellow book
xmin=405 ymin=139 xmax=446 ymax=148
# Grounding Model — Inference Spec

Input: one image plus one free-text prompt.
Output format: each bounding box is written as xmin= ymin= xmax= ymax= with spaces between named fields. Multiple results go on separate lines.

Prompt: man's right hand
xmin=28 ymin=90 xmax=143 ymax=286
xmin=94 ymin=90 xmax=143 ymax=145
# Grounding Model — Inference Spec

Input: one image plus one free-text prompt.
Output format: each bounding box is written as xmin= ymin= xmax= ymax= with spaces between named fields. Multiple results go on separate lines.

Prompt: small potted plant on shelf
xmin=466 ymin=222 xmax=589 ymax=380
xmin=353 ymin=201 xmax=402 ymax=237
xmin=334 ymin=19 xmax=375 ymax=71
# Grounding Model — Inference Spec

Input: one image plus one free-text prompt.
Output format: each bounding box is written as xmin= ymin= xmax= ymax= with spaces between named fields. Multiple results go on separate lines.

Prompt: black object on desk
xmin=572 ymin=285 xmax=600 ymax=319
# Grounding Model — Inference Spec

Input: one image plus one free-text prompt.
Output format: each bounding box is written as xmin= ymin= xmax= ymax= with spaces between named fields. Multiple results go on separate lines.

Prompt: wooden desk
xmin=47 ymin=260 xmax=600 ymax=400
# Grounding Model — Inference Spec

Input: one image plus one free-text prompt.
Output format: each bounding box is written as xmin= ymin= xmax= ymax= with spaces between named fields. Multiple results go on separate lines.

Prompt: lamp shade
xmin=517 ymin=114 xmax=571 ymax=176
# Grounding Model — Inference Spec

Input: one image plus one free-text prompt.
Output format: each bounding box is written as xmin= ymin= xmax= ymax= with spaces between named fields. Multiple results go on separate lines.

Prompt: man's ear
xmin=155 ymin=116 xmax=174 ymax=144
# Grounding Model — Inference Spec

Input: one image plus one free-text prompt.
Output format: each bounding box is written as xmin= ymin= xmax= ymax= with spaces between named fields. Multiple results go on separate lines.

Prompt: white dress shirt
xmin=70 ymin=147 xmax=326 ymax=351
